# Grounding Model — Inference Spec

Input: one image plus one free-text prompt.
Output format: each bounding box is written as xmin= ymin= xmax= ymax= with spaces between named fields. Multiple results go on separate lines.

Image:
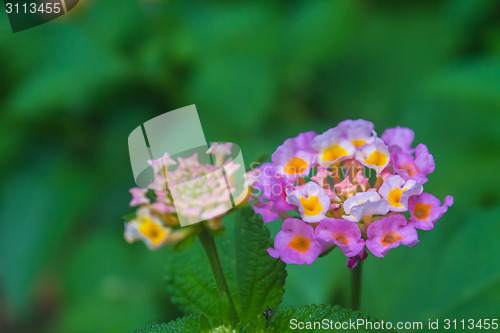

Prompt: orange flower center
xmin=288 ymin=235 xmax=311 ymax=253
xmin=332 ymin=233 xmax=348 ymax=245
xmin=399 ymin=162 xmax=417 ymax=177
xmin=382 ymin=233 xmax=402 ymax=246
xmin=414 ymin=203 xmax=432 ymax=220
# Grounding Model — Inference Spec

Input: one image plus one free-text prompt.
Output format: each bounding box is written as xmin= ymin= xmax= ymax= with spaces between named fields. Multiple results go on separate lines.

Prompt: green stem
xmin=351 ymin=260 xmax=363 ymax=310
xmin=198 ymin=224 xmax=239 ymax=327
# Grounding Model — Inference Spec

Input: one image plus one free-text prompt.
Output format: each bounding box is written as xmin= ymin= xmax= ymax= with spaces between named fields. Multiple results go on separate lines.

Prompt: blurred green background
xmin=1 ymin=0 xmax=500 ymax=332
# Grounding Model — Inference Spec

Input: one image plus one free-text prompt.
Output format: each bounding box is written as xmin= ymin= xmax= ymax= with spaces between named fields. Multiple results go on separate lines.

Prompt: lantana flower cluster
xmin=124 ymin=143 xmax=239 ymax=250
xmin=249 ymin=120 xmax=453 ymax=268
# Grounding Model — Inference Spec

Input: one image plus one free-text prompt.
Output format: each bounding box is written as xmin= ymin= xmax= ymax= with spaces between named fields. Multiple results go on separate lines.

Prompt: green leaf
xmin=0 ymin=157 xmax=93 ymax=316
xmin=362 ymin=206 xmax=500 ymax=322
xmin=165 ymin=208 xmax=286 ymax=327
xmin=268 ymin=304 xmax=396 ymax=333
xmin=135 ymin=314 xmax=258 ymax=333
xmin=173 ymin=231 xmax=198 ymax=253
xmin=424 ymin=57 xmax=500 ymax=109
xmin=53 ymin=232 xmax=174 ymax=333
xmin=134 ymin=315 xmax=203 ymax=333
xmin=233 ymin=209 xmax=287 ymax=325
xmin=6 ymin=31 xmax=129 ymax=119
xmin=135 ymin=304 xmax=392 ymax=333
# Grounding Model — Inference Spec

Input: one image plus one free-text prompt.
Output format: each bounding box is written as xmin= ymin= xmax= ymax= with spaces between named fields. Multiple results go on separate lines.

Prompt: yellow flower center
xmin=288 ymin=235 xmax=311 ymax=253
xmin=414 ymin=203 xmax=432 ymax=220
xmin=365 ymin=150 xmax=387 ymax=167
xmin=139 ymin=218 xmax=167 ymax=244
xmin=388 ymin=187 xmax=406 ymax=207
xmin=322 ymin=145 xmax=348 ymax=162
xmin=299 ymin=196 xmax=323 ymax=216
xmin=351 ymin=139 xmax=366 ymax=147
xmin=285 ymin=157 xmax=308 ymax=174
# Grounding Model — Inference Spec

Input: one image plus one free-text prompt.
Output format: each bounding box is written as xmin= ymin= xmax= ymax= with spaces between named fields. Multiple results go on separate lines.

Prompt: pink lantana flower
xmin=391 ymin=144 xmax=435 ymax=183
xmin=270 ymin=176 xmax=296 ymax=211
xmin=342 ymin=192 xmax=389 ymax=222
xmin=268 ymin=218 xmax=324 ymax=265
xmin=286 ymin=181 xmax=331 ymax=223
xmin=272 ymin=138 xmax=315 ymax=179
xmin=311 ymin=128 xmax=356 ymax=167
xmin=310 ymin=166 xmax=332 ymax=188
xmin=381 ymin=126 xmax=415 ymax=153
xmin=378 ymin=175 xmax=423 ymax=212
xmin=125 ymin=142 xmax=245 ymax=250
xmin=408 ymin=193 xmax=454 ymax=230
xmin=253 ymin=197 xmax=280 ymax=223
xmin=382 ymin=126 xmax=435 ymax=183
xmin=148 ymin=152 xmax=176 ymax=176
xmin=291 ymin=131 xmax=318 ymax=153
xmin=356 ymin=138 xmax=390 ymax=174
xmin=124 ymin=207 xmax=171 ymax=251
xmin=337 ymin=119 xmax=377 ymax=148
xmin=366 ymin=214 xmax=419 ymax=258
xmin=315 ymin=218 xmax=365 ymax=257
xmin=334 ymin=176 xmax=359 ymax=198
xmin=150 ymin=189 xmax=176 ymax=214
xmin=347 ymin=249 xmax=368 ymax=269
xmin=249 ymin=119 xmax=453 ymax=268
xmin=129 ymin=187 xmax=149 ymax=206
xmin=352 ymin=170 xmax=370 ymax=192
xmin=206 ymin=142 xmax=232 ymax=167
xmin=251 ymin=162 xmax=276 ymax=199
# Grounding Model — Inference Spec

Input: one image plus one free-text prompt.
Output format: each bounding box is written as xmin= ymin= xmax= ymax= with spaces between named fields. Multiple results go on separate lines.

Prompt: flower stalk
xmin=198 ymin=223 xmax=239 ymax=327
xmin=350 ymin=260 xmax=363 ymax=310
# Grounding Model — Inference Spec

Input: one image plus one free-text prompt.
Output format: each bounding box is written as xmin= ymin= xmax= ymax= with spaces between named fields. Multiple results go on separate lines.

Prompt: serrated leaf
xmin=233 ymin=209 xmax=287 ymax=325
xmin=268 ymin=304 xmax=396 ymax=333
xmin=165 ymin=208 xmax=286 ymax=327
xmin=134 ymin=315 xmax=203 ymax=333
xmin=135 ymin=314 xmax=250 ymax=333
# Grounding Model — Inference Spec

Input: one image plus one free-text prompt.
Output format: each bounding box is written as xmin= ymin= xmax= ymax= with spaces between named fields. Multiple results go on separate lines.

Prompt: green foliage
xmin=136 ymin=304 xmax=395 ymax=333
xmin=0 ymin=159 xmax=93 ymax=313
xmin=134 ymin=315 xmax=205 ymax=333
xmin=362 ymin=206 xmax=500 ymax=322
xmin=268 ymin=304 xmax=396 ymax=333
xmin=165 ymin=209 xmax=286 ymax=328
xmin=233 ymin=209 xmax=287 ymax=325
xmin=172 ymin=231 xmax=198 ymax=253
xmin=51 ymin=232 xmax=175 ymax=333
